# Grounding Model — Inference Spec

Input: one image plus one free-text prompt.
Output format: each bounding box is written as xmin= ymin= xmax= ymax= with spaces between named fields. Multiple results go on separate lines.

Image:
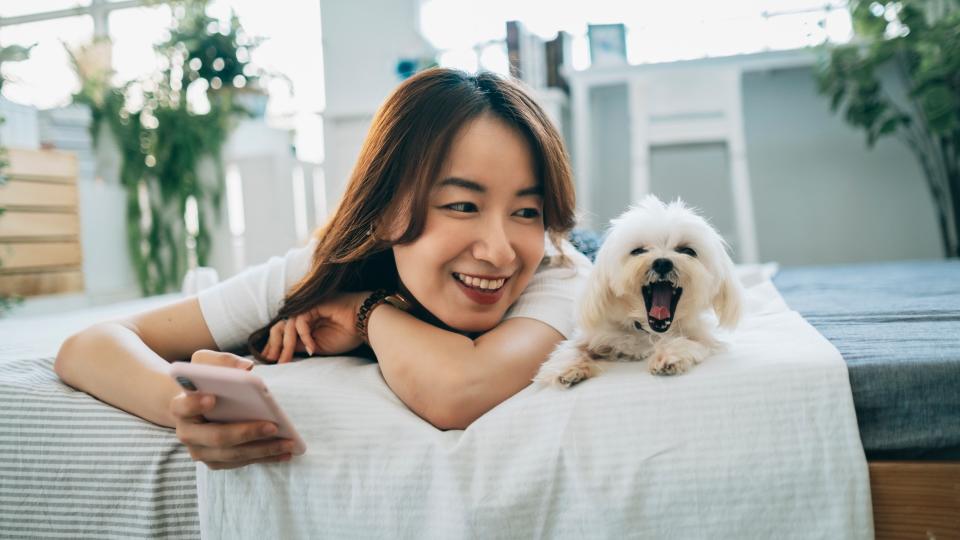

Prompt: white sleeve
xmin=197 ymin=241 xmax=316 ymax=351
xmin=503 ymin=237 xmax=593 ymax=339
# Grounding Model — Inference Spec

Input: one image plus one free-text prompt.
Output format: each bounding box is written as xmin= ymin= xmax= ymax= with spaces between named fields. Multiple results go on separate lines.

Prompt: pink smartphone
xmin=169 ymin=362 xmax=306 ymax=455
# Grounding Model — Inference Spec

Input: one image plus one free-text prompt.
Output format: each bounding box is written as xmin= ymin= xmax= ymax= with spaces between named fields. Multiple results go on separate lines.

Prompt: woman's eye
xmin=444 ymin=202 xmax=478 ymax=213
xmin=514 ymin=208 xmax=541 ymax=219
xmin=630 ymin=247 xmax=647 ymax=256
xmin=676 ymin=246 xmax=697 ymax=257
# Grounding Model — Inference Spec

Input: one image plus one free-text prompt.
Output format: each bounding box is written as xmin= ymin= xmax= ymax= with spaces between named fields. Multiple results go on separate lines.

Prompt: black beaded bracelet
xmin=356 ymin=289 xmax=389 ymax=343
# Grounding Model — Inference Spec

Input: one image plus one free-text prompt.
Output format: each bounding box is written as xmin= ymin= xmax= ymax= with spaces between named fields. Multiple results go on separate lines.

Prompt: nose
xmin=652 ymin=258 xmax=673 ymax=276
xmin=472 ymin=217 xmax=516 ymax=269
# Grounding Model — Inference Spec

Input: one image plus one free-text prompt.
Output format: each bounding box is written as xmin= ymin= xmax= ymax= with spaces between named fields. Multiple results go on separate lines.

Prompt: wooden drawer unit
xmin=0 ymin=148 xmax=84 ymax=296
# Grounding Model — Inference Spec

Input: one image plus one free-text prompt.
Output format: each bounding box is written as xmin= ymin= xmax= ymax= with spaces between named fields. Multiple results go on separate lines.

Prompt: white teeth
xmin=455 ymin=273 xmax=505 ymax=291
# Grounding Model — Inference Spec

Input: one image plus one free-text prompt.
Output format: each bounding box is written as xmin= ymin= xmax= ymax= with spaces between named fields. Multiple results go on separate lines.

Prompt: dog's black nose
xmin=652 ymin=258 xmax=673 ymax=276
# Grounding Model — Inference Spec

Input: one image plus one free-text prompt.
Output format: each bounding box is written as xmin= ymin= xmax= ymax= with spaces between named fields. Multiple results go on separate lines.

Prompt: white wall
xmin=742 ymin=66 xmax=941 ymax=265
xmin=319 ymin=0 xmax=433 ymax=210
xmin=578 ymin=55 xmax=942 ymax=265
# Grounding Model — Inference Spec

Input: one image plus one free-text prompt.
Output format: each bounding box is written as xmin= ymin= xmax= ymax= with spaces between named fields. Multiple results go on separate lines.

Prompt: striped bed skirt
xmin=0 ymin=357 xmax=199 ymax=539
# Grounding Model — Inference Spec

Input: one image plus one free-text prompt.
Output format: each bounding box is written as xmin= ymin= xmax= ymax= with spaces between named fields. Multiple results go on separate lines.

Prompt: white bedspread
xmin=196 ymin=275 xmax=874 ymax=539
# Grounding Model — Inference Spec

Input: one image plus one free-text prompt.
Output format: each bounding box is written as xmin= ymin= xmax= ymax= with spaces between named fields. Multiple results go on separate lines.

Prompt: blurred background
xmin=1 ymin=0 xmax=957 ymax=316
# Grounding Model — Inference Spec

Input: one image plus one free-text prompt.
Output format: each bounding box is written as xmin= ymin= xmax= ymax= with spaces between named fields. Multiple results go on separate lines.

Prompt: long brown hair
xmin=247 ymin=67 xmax=576 ymax=357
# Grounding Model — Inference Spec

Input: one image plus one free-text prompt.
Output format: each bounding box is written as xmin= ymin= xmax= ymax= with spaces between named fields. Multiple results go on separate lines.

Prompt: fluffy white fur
xmin=535 ymin=195 xmax=744 ymax=387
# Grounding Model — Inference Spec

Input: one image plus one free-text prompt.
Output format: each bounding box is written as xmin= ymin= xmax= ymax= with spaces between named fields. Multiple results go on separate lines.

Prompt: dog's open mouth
xmin=641 ymin=280 xmax=683 ymax=333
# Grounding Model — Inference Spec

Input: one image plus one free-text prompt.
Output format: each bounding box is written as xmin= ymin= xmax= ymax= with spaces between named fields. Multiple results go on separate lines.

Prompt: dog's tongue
xmin=649 ymin=283 xmax=673 ymax=320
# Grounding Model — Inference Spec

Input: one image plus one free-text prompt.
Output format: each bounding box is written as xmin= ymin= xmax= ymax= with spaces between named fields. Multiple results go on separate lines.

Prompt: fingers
xmin=204 ymin=451 xmax=294 ymax=470
xmin=186 ymin=434 xmax=297 ymax=466
xmin=178 ymin=418 xmax=296 ymax=469
xmin=171 ymin=392 xmax=294 ymax=469
xmin=175 ymin=402 xmax=277 ymax=447
xmin=278 ymin=318 xmax=298 ymax=364
xmin=191 ymin=349 xmax=254 ymax=370
xmin=169 ymin=391 xmax=215 ymax=423
xmin=262 ymin=320 xmax=285 ymax=362
xmin=294 ymin=316 xmax=317 ymax=356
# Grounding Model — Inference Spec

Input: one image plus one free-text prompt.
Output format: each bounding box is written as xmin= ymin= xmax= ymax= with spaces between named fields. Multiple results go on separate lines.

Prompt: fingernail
xmin=261 ymin=424 xmax=277 ymax=436
xmin=307 ymin=347 xmax=314 ymax=356
xmin=201 ymin=395 xmax=214 ymax=407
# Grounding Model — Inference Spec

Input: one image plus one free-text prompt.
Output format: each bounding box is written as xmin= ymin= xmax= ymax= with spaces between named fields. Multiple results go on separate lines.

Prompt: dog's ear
xmin=578 ymin=259 xmax=616 ymax=331
xmin=713 ymin=252 xmax=744 ymax=329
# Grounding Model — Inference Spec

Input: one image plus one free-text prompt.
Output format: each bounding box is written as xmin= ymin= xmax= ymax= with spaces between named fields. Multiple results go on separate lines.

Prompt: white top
xmin=198 ymin=236 xmax=593 ymax=351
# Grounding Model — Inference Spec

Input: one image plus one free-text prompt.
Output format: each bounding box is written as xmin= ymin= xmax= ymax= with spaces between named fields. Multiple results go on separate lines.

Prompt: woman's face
xmin=392 ymin=114 xmax=546 ymax=333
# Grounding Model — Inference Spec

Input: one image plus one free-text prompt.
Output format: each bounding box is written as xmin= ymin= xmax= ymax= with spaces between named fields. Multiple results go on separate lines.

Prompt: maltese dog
xmin=536 ymin=195 xmax=743 ymax=386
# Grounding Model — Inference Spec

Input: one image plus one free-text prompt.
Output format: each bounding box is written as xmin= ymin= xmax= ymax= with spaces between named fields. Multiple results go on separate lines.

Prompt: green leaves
xmin=920 ymin=84 xmax=958 ymax=132
xmin=0 ymin=44 xmax=33 ymax=64
xmin=0 ymin=43 xmax=34 ymax=93
xmin=817 ymin=0 xmax=960 ymax=257
xmin=70 ymin=0 xmax=258 ymax=295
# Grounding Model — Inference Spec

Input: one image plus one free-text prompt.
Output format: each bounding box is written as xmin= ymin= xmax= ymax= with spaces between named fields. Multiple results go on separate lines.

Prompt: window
xmin=419 ymin=0 xmax=853 ymax=72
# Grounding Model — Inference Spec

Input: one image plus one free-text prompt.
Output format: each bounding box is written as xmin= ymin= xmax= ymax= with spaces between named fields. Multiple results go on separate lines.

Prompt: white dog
xmin=535 ymin=195 xmax=743 ymax=386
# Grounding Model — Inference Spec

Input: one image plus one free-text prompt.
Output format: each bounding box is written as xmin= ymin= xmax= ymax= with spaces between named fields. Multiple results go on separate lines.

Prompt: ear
xmin=578 ymin=258 xmax=616 ymax=332
xmin=712 ymin=251 xmax=744 ymax=329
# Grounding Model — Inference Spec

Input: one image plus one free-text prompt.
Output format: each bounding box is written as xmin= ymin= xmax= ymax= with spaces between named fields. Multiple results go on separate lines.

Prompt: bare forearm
xmin=55 ymin=323 xmax=182 ymax=428
xmin=366 ymin=306 xmax=479 ymax=429
xmin=366 ymin=308 xmax=557 ymax=430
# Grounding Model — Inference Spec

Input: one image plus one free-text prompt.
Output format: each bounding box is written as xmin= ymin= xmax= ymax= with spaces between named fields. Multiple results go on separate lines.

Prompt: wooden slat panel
xmin=870 ymin=461 xmax=960 ymax=540
xmin=5 ymin=148 xmax=77 ymax=183
xmin=0 ymin=212 xmax=79 ymax=239
xmin=0 ymin=179 xmax=78 ymax=208
xmin=0 ymin=270 xmax=83 ymax=296
xmin=0 ymin=242 xmax=82 ymax=270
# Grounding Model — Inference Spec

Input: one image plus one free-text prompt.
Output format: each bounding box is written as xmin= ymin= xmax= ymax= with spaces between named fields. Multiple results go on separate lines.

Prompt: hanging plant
xmin=70 ymin=0 xmax=263 ymax=295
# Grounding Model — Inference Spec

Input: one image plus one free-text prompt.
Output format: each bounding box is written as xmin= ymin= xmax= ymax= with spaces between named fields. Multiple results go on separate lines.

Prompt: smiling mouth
xmin=452 ymin=272 xmax=508 ymax=292
xmin=641 ymin=280 xmax=683 ymax=333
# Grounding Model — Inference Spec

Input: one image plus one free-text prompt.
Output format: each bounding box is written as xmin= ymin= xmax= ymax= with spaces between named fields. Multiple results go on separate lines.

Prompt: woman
xmin=55 ymin=67 xmax=591 ymax=470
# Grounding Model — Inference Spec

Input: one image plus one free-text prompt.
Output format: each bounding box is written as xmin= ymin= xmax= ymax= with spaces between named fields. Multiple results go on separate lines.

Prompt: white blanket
xmin=196 ymin=276 xmax=873 ymax=539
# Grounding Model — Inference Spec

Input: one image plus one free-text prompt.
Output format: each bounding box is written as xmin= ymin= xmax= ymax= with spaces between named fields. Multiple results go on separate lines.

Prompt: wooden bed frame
xmin=870 ymin=461 xmax=959 ymax=539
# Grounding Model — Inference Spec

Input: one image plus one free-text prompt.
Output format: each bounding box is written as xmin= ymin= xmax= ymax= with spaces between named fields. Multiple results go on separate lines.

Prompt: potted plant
xmin=71 ymin=0 xmax=263 ymax=295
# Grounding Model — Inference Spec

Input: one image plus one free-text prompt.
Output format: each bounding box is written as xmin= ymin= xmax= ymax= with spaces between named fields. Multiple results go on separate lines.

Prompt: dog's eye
xmin=676 ymin=246 xmax=697 ymax=257
xmin=630 ymin=247 xmax=647 ymax=256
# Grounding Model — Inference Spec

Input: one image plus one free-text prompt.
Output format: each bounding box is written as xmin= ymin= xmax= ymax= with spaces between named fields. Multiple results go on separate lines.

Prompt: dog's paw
xmin=534 ymin=342 xmax=600 ymax=388
xmin=555 ymin=360 xmax=601 ymax=387
xmin=648 ymin=347 xmax=694 ymax=376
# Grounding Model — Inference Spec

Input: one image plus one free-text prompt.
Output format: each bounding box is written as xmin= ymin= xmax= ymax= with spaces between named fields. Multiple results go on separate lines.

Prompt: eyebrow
xmin=437 ymin=176 xmax=542 ymax=197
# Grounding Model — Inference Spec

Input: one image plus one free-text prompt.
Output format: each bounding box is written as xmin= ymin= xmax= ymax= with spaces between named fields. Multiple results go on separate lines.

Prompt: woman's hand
xmin=261 ymin=291 xmax=368 ymax=363
xmin=170 ymin=350 xmax=294 ymax=470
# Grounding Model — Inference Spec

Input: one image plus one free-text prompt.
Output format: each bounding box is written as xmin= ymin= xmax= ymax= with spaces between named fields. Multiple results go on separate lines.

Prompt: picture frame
xmin=587 ymin=23 xmax=627 ymax=67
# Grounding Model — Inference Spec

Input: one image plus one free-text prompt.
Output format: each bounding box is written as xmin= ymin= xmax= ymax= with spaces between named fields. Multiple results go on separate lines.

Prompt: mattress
xmin=7 ymin=256 xmax=952 ymax=536
xmin=196 ymin=276 xmax=872 ymax=539
xmin=773 ymin=259 xmax=960 ymax=459
xmin=0 ymin=295 xmax=199 ymax=539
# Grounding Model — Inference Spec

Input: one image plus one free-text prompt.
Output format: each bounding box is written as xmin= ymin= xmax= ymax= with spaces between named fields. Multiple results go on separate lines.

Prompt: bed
xmin=773 ymin=259 xmax=960 ymax=538
xmin=0 ymin=257 xmax=957 ymax=538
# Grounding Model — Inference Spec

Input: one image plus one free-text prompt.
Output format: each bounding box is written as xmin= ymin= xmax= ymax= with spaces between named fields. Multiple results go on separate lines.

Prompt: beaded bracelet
xmin=356 ymin=289 xmax=389 ymax=344
xmin=356 ymin=290 xmax=415 ymax=343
